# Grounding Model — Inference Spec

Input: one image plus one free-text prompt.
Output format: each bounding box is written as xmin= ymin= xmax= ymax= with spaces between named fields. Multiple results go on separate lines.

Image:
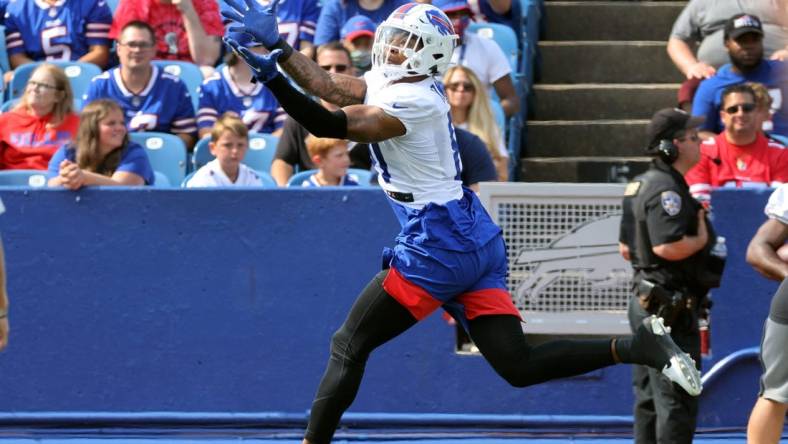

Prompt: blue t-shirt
xmin=197 ymin=66 xmax=285 ymax=133
xmin=475 ymin=0 xmax=515 ymax=30
xmin=47 ymin=141 xmax=155 ymax=185
xmin=692 ymin=60 xmax=788 ymax=137
xmin=455 ymin=127 xmax=496 ymax=186
xmin=313 ymin=0 xmax=407 ymax=45
xmin=83 ymin=66 xmax=197 ymax=136
xmin=4 ymin=0 xmax=112 ymax=61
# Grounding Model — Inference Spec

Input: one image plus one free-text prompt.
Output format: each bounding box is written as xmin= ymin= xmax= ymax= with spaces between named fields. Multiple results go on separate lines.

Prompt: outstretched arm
xmin=225 ymin=39 xmax=404 ymax=143
xmin=221 ymin=0 xmax=366 ymax=106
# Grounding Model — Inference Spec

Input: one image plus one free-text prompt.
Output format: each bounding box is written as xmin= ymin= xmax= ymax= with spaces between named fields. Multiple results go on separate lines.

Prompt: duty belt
xmin=385 ymin=190 xmax=414 ymax=203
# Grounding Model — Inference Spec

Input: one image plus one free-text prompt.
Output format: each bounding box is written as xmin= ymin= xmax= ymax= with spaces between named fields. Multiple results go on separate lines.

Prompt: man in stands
xmin=110 ymin=0 xmax=224 ymax=77
xmin=433 ymin=0 xmax=519 ymax=117
xmin=84 ymin=21 xmax=197 ymax=150
xmin=685 ymin=84 xmax=788 ymax=209
xmin=692 ymin=14 xmax=788 ymax=139
xmin=3 ymin=0 xmax=113 ymax=82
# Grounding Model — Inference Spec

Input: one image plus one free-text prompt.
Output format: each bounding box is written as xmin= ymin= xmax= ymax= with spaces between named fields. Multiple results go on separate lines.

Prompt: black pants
xmin=303 ymin=270 xmax=619 ymax=443
xmin=628 ymin=295 xmax=700 ymax=444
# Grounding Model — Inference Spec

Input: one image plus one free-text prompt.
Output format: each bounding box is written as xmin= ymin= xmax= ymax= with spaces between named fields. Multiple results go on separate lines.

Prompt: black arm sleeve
xmin=265 ymin=74 xmax=348 ymax=139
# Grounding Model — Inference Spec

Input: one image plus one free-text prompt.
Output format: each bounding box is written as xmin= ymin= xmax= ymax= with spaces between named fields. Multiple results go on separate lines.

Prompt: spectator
xmin=3 ymin=0 xmax=112 ymax=80
xmin=433 ymin=0 xmax=519 ymax=117
xmin=270 ymin=42 xmax=371 ymax=186
xmin=110 ymin=0 xmax=223 ymax=76
xmin=745 ymin=184 xmax=788 ymax=444
xmin=0 ymin=64 xmax=80 ymax=170
xmin=444 ymin=65 xmax=508 ymax=181
xmin=313 ymin=0 xmax=407 ymax=46
xmin=197 ymin=30 xmax=285 ymax=138
xmin=686 ymin=84 xmax=788 ymax=209
xmin=84 ymin=21 xmax=198 ymax=151
xmin=295 ymin=135 xmax=359 ymax=187
xmin=185 ymin=114 xmax=263 ymax=187
xmin=221 ymin=0 xmax=319 ymax=59
xmin=668 ymin=1 xmax=788 ymax=80
xmin=455 ymin=127 xmax=497 ymax=192
xmin=341 ymin=15 xmax=375 ymax=75
xmin=466 ymin=0 xmax=516 ymax=30
xmin=748 ymin=81 xmax=779 ymax=135
xmin=47 ymin=99 xmax=154 ymax=188
xmin=692 ymin=14 xmax=788 ymax=139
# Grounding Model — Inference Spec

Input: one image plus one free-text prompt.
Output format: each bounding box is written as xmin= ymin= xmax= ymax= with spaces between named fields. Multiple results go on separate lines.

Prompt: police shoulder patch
xmin=624 ymin=181 xmax=641 ymax=196
xmin=661 ymin=190 xmax=682 ymax=216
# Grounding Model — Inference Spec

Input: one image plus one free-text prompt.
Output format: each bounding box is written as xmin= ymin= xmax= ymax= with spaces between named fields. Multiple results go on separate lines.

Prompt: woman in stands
xmin=444 ymin=65 xmax=509 ymax=181
xmin=47 ymin=99 xmax=154 ymax=189
xmin=0 ymin=64 xmax=80 ymax=170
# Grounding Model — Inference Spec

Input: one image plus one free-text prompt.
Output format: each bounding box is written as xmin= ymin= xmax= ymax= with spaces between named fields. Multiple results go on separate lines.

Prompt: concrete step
xmin=543 ymin=2 xmax=684 ymax=41
xmin=520 ymin=156 xmax=652 ymax=182
xmin=532 ymin=83 xmax=678 ymax=120
xmin=525 ymin=119 xmax=649 ymax=157
xmin=539 ymin=41 xmax=683 ymax=84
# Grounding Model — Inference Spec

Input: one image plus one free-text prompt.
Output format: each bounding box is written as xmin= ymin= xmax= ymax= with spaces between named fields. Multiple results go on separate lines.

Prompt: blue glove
xmin=224 ymin=37 xmax=282 ymax=83
xmin=221 ymin=0 xmax=281 ymax=49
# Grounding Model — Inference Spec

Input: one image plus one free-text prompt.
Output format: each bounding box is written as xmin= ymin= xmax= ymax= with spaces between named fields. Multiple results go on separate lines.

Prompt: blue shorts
xmin=381 ymin=189 xmax=521 ymax=329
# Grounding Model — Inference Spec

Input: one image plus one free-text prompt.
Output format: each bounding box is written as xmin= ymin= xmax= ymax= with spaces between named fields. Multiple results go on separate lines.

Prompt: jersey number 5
xmin=41 ymin=26 xmax=72 ymax=61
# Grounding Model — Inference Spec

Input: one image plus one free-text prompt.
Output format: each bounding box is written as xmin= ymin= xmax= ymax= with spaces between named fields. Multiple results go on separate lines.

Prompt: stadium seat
xmin=192 ymin=132 xmax=279 ymax=172
xmin=467 ymin=23 xmax=519 ymax=74
xmin=152 ymin=171 xmax=171 ymax=188
xmin=180 ymin=169 xmax=277 ymax=188
xmin=0 ymin=169 xmax=48 ymax=187
xmin=106 ymin=0 xmax=120 ymax=14
xmin=129 ymin=132 xmax=187 ymax=186
xmin=490 ymin=99 xmax=506 ymax=135
xmin=9 ymin=61 xmax=101 ymax=108
xmin=287 ymin=168 xmax=374 ymax=187
xmin=152 ymin=60 xmax=203 ymax=111
xmin=1 ymin=99 xmax=18 ymax=112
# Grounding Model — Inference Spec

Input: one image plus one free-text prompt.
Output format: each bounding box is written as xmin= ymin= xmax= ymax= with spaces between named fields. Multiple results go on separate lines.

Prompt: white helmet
xmin=371 ymin=3 xmax=458 ymax=81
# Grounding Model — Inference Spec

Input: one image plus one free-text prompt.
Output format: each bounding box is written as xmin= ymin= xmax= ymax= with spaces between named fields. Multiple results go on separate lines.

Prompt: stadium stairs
xmin=521 ymin=0 xmax=686 ymax=182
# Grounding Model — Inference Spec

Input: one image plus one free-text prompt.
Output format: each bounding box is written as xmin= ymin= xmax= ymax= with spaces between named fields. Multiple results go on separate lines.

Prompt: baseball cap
xmin=431 ymin=0 xmax=472 ymax=14
xmin=724 ymin=13 xmax=764 ymax=40
xmin=645 ymin=108 xmax=705 ymax=152
xmin=341 ymin=15 xmax=376 ymax=42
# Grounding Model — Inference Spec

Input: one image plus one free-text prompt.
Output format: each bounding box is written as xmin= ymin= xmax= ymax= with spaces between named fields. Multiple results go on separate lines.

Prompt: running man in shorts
xmin=221 ymin=1 xmax=703 ymax=442
xmin=745 ymin=184 xmax=788 ymax=444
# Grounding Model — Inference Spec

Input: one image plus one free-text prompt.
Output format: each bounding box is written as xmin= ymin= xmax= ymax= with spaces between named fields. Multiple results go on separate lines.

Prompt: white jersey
xmin=364 ymin=70 xmax=463 ymax=209
xmin=765 ymin=183 xmax=788 ymax=223
xmin=186 ymin=159 xmax=263 ymax=188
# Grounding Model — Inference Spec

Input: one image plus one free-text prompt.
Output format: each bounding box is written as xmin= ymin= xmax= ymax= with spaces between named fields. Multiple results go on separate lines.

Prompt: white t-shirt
xmin=364 ymin=69 xmax=463 ymax=209
xmin=450 ymin=32 xmax=512 ymax=94
xmin=186 ymin=159 xmax=263 ymax=188
xmin=766 ymin=183 xmax=788 ymax=223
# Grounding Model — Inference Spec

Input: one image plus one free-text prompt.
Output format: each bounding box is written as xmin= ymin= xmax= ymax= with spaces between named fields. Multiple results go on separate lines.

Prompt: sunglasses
xmin=320 ymin=64 xmax=348 ymax=73
xmin=723 ymin=103 xmax=756 ymax=114
xmin=446 ymin=81 xmax=474 ymax=92
xmin=27 ymin=80 xmax=60 ymax=91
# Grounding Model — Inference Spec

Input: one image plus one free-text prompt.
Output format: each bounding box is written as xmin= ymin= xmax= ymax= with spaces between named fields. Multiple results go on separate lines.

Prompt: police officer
xmin=619 ymin=108 xmax=723 ymax=444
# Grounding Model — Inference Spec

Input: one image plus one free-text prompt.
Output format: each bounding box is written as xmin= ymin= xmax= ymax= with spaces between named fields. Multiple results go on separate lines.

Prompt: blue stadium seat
xmin=9 ymin=61 xmax=101 ymax=109
xmin=490 ymin=99 xmax=506 ymax=135
xmin=106 ymin=0 xmax=120 ymax=13
xmin=152 ymin=60 xmax=203 ymax=111
xmin=152 ymin=171 xmax=171 ymax=188
xmin=467 ymin=23 xmax=519 ymax=74
xmin=1 ymin=99 xmax=18 ymax=112
xmin=192 ymin=132 xmax=279 ymax=173
xmin=129 ymin=132 xmax=187 ymax=186
xmin=287 ymin=168 xmax=374 ymax=187
xmin=181 ymin=169 xmax=277 ymax=187
xmin=0 ymin=169 xmax=48 ymax=187
xmin=0 ymin=25 xmax=9 ymax=74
